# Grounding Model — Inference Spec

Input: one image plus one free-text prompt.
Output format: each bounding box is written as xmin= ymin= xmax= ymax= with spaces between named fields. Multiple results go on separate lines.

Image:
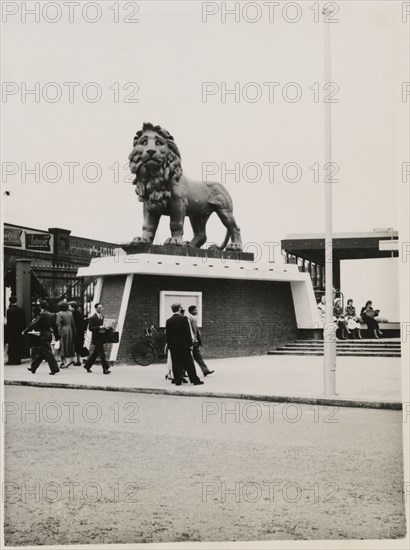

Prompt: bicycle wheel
xmin=132 ymin=342 xmax=156 ymax=366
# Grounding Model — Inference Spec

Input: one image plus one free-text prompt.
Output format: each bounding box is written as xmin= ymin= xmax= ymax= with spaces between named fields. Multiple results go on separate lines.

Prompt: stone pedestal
xmin=120 ymin=242 xmax=254 ymax=261
xmin=78 ymin=247 xmax=320 ymax=364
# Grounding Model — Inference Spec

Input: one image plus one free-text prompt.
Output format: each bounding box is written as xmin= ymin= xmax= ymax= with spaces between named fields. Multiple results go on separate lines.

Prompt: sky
xmin=2 ymin=0 xmax=409 ymax=261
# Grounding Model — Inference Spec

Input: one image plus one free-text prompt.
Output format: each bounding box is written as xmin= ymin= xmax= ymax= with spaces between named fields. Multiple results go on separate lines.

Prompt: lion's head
xmin=128 ymin=123 xmax=183 ymax=212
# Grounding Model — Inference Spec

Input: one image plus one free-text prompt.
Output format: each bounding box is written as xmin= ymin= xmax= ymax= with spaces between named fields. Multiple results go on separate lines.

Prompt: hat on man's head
xmin=171 ymin=303 xmax=182 ymax=313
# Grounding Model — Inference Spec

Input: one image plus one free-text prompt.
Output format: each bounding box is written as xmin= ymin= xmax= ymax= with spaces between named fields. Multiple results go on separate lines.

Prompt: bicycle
xmin=131 ymin=325 xmax=167 ymax=366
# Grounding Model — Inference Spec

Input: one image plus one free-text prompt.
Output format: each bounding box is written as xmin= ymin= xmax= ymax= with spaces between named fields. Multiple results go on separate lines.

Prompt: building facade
xmin=4 ymin=223 xmax=117 ymax=320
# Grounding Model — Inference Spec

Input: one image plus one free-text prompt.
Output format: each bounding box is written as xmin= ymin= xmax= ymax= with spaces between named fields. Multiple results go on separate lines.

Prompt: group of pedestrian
xmin=6 ymin=295 xmax=215 ymax=381
xmin=5 ymin=296 xmax=88 ymax=374
xmin=317 ymin=296 xmax=383 ymax=339
xmin=165 ymin=303 xmax=214 ymax=386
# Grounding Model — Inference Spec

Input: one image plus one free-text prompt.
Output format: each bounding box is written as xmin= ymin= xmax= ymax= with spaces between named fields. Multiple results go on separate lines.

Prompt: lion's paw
xmin=164 ymin=238 xmax=185 ymax=247
xmin=131 ymin=237 xmax=151 ymax=244
xmin=226 ymin=242 xmax=243 ymax=252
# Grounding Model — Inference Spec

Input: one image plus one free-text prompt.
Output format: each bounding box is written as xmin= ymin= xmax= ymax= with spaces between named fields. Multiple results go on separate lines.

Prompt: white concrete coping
xmin=379 ymin=240 xmax=400 ymax=252
xmin=77 ymin=253 xmax=303 ymax=281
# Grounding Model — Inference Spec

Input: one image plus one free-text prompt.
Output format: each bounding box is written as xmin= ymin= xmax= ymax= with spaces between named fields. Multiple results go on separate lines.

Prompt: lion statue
xmin=128 ymin=122 xmax=242 ymax=251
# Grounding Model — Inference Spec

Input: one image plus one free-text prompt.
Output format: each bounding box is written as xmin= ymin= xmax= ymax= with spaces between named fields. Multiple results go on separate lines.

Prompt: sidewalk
xmin=3 ymin=354 xmax=403 ymax=409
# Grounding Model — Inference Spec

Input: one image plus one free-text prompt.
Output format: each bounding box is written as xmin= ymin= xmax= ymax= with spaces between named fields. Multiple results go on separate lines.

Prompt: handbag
xmin=54 ymin=340 xmax=61 ymax=350
xmin=81 ymin=346 xmax=89 ymax=357
xmin=364 ymin=309 xmax=376 ymax=319
xmin=103 ymin=330 xmax=119 ymax=344
xmin=27 ymin=331 xmax=40 ymax=347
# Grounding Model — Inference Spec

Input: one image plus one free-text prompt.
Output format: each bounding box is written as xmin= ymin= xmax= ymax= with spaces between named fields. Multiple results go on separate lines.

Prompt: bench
xmin=358 ymin=322 xmax=400 ymax=331
xmin=356 ymin=321 xmax=400 ymax=338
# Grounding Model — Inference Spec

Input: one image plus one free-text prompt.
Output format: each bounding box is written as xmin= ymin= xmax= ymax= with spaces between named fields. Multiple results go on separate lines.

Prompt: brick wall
xmin=117 ymin=274 xmax=297 ymax=363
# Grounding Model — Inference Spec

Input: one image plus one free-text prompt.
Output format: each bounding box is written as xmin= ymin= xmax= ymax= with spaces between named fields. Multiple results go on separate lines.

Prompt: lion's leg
xmin=164 ymin=199 xmax=186 ymax=246
xmin=189 ymin=215 xmax=210 ymax=248
xmin=215 ymin=209 xmax=242 ymax=251
xmin=142 ymin=212 xmax=160 ymax=242
xmin=132 ymin=204 xmax=160 ymax=244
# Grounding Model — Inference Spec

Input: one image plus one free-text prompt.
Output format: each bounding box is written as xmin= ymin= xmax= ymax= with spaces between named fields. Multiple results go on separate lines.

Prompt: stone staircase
xmin=268 ymin=338 xmax=401 ymax=358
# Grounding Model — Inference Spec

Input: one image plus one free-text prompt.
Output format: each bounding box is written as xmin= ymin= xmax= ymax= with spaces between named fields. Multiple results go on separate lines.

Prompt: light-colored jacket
xmin=187 ymin=313 xmax=200 ymax=344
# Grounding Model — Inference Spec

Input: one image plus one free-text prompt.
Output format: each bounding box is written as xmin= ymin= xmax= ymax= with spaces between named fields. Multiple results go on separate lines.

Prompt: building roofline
xmin=4 ymin=222 xmax=49 ymax=233
xmin=283 ymin=230 xmax=398 ymax=240
xmin=4 ymin=222 xmax=117 ymax=247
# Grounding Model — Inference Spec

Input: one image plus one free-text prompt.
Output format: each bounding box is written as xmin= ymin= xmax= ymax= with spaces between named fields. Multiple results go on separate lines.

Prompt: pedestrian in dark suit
xmin=83 ymin=303 xmax=111 ymax=374
xmin=165 ymin=303 xmax=203 ymax=386
xmin=6 ymin=296 xmax=26 ymax=365
xmin=23 ymin=300 xmax=60 ymax=375
xmin=187 ymin=305 xmax=214 ymax=377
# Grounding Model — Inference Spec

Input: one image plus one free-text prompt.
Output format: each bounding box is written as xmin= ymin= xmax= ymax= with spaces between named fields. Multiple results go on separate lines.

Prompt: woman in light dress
xmin=56 ymin=301 xmax=76 ymax=368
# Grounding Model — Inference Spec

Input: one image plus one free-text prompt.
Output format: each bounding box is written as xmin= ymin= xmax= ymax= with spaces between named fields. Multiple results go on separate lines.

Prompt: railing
xmin=30 ymin=271 xmax=48 ymax=300
xmin=83 ymin=279 xmax=97 ymax=319
xmin=56 ymin=278 xmax=82 ymax=303
xmin=52 ymin=277 xmax=97 ymax=317
xmin=30 ymin=273 xmax=97 ymax=319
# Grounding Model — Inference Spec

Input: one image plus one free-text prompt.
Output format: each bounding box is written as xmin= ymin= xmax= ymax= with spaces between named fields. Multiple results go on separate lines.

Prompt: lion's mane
xmin=128 ymin=122 xmax=183 ymax=213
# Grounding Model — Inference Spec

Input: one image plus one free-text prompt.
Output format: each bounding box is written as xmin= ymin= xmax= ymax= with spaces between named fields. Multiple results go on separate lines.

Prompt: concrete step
xmin=281 ymin=343 xmax=401 ymax=351
xmin=282 ymin=340 xmax=400 ymax=346
xmin=268 ymin=339 xmax=401 ymax=357
xmin=268 ymin=350 xmax=401 ymax=357
xmin=275 ymin=346 xmax=400 ymax=352
xmin=277 ymin=341 xmax=400 ymax=347
xmin=298 ymin=338 xmax=401 ymax=342
xmin=287 ymin=343 xmax=401 ymax=348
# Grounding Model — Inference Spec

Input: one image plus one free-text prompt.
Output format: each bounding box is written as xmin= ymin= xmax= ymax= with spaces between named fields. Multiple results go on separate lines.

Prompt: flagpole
xmin=323 ymin=5 xmax=337 ymax=395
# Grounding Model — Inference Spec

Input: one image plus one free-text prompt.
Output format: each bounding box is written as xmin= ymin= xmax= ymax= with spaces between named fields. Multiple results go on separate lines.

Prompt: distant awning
xmin=281 ymin=231 xmax=399 ymax=264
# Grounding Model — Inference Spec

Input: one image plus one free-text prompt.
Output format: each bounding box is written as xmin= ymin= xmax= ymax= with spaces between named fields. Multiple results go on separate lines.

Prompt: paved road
xmin=3 ymin=386 xmax=406 ymax=545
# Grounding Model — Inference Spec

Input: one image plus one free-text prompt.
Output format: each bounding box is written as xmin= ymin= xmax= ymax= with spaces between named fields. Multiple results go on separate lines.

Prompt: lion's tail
xmin=217 ymin=230 xmax=230 ymax=250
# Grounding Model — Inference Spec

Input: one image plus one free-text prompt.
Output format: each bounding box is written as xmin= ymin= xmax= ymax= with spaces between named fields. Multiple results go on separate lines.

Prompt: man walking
xmin=6 ymin=296 xmax=26 ymax=365
xmin=23 ymin=300 xmax=60 ymax=375
xmin=83 ymin=303 xmax=111 ymax=374
xmin=187 ymin=305 xmax=214 ymax=376
xmin=166 ymin=303 xmax=203 ymax=386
